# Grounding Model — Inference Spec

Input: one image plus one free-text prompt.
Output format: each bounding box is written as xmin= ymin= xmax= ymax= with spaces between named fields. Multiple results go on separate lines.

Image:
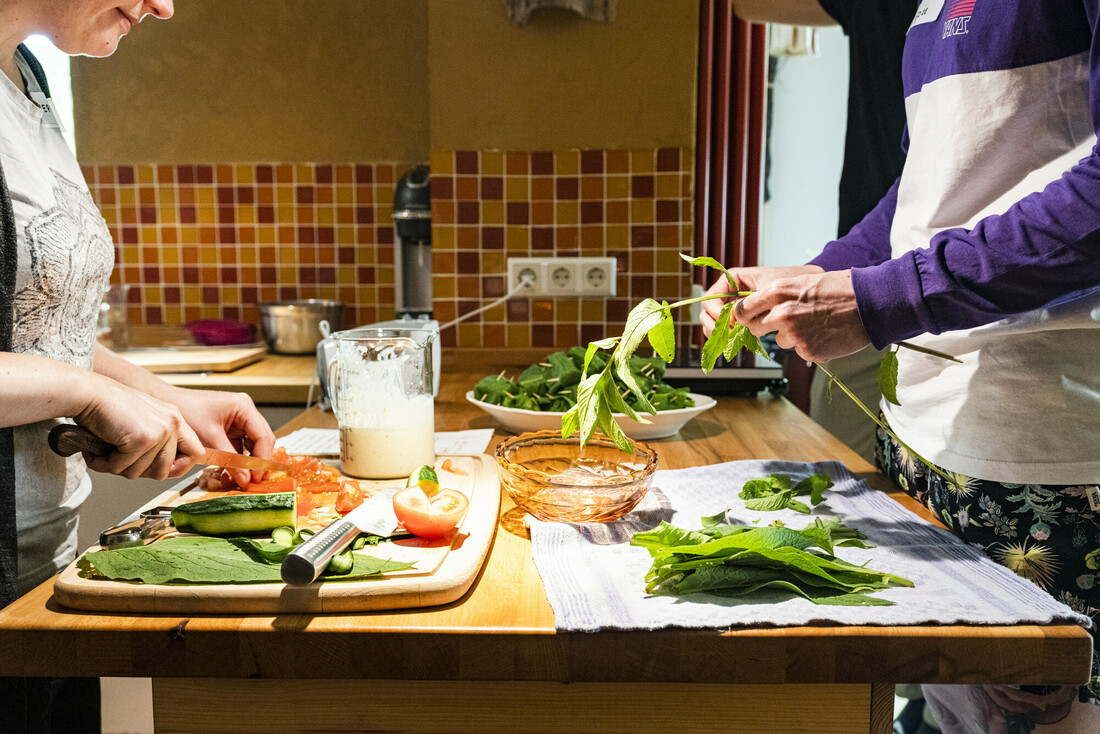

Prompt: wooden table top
xmin=0 ymin=348 xmax=1090 ymax=685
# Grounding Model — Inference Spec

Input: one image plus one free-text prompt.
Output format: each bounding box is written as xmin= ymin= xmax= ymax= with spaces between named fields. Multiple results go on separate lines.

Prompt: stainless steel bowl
xmin=258 ymin=300 xmax=344 ymax=354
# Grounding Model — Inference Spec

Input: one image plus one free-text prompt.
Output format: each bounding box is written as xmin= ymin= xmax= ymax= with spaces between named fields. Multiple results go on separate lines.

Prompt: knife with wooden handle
xmin=47 ymin=424 xmax=291 ymax=473
xmin=281 ymin=488 xmax=400 ymax=586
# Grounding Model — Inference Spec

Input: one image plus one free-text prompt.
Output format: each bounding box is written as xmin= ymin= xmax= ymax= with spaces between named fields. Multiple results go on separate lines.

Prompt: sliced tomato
xmin=392 ymin=487 xmax=470 ymax=538
xmin=243 ymin=475 xmax=296 ymax=494
xmin=335 ymin=480 xmax=366 ymax=515
xmin=440 ymin=458 xmax=468 ymax=477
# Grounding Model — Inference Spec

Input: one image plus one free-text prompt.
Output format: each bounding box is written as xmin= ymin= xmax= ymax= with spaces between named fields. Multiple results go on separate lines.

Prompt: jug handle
xmin=326 ymin=350 xmax=340 ymax=415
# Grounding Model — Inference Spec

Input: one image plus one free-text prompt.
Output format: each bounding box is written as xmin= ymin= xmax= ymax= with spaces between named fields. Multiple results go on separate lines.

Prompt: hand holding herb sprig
xmin=563 ymin=254 xmax=962 ymax=485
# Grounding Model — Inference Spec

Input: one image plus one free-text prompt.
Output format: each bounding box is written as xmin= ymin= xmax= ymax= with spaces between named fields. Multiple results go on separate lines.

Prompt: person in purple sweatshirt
xmin=704 ymin=2 xmax=1100 ymax=732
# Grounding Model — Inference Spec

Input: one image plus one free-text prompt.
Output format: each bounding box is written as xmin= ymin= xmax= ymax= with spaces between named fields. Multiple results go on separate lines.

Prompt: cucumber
xmin=270 ymin=525 xmax=297 ymax=546
xmin=327 ymin=549 xmax=354 ymax=575
xmin=171 ymin=492 xmax=296 ymax=537
xmin=293 ymin=528 xmax=315 ymax=545
xmin=407 ymin=465 xmax=440 ymax=496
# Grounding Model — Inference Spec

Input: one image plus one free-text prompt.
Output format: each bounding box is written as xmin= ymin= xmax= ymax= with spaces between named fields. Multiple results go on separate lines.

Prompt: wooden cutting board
xmin=53 ymin=454 xmax=501 ymax=614
xmin=118 ymin=346 xmax=268 ymax=373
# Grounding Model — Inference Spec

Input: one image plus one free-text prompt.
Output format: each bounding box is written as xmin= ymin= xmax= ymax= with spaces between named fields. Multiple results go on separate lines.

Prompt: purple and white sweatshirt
xmin=810 ymin=0 xmax=1100 ymax=484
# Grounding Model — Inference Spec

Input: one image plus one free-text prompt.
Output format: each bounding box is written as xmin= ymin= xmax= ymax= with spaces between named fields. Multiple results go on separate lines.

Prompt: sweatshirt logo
xmin=943 ymin=0 xmax=975 ymax=38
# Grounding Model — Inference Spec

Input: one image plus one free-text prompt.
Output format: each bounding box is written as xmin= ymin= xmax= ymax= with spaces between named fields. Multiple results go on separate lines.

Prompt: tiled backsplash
xmin=86 ymin=148 xmax=694 ymax=349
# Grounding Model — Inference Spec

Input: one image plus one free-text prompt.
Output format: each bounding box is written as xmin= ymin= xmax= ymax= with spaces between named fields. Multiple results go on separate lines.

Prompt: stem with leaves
xmin=563 ymin=253 xmax=960 ymax=486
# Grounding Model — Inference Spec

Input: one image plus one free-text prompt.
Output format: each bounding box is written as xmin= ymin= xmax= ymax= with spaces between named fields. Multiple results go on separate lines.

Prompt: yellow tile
xmin=554 ymin=150 xmax=580 ymax=176
xmin=144 ymin=285 xmax=162 ymax=303
xmin=295 ymin=165 xmax=314 ymax=184
xmin=137 ymin=166 xmax=154 ymax=185
xmin=237 ymin=205 xmax=257 ymax=225
xmin=581 ymin=299 xmax=605 ymax=321
xmin=481 ymin=303 xmax=506 ymax=322
xmin=434 ymin=278 xmax=456 ymax=299
xmin=504 ymin=177 xmax=529 ymax=201
xmin=164 ymin=306 xmax=181 ymax=323
xmin=506 ymin=227 xmax=529 ymax=251
xmin=101 ymin=210 xmax=117 ymax=225
xmin=258 ymin=226 xmax=276 ymax=244
xmin=557 ymin=298 xmax=579 ymax=322
xmin=196 ymin=188 xmax=214 ymax=205
xmin=239 ymin=247 xmax=257 ymax=265
xmin=278 ymin=248 xmax=297 ymax=265
xmin=631 ymin=149 xmax=656 ymax=174
xmin=337 ymin=226 xmax=354 ymax=245
xmin=277 ymin=187 xmax=295 ymax=205
xmin=482 ymin=251 xmax=505 ymax=273
xmin=656 ymin=174 xmax=680 ymax=199
xmin=457 ymin=322 xmax=480 ymax=346
xmin=429 ymin=150 xmax=454 ymax=176
xmin=630 ymin=200 xmax=655 ymax=224
xmin=336 ymin=187 xmax=353 ymax=204
xmin=604 ymin=225 xmax=627 ymax=248
xmin=198 ymin=207 xmax=216 ymax=225
xmin=122 ymin=248 xmax=139 ymax=265
xmin=278 ymin=266 xmax=297 ymax=284
xmin=481 ymin=151 xmax=504 ymax=176
xmin=481 ymin=200 xmax=504 ymax=225
xmin=201 ymin=248 xmax=218 ymax=264
xmin=200 ymin=304 xmax=220 ymax=319
xmin=317 ymin=208 xmax=335 ymax=225
xmin=181 ymin=228 xmax=198 ymax=244
xmin=277 ymin=207 xmax=295 ymax=224
xmin=119 ymin=189 xmax=136 ymax=206
xmin=432 ymin=226 xmax=456 ymax=250
xmin=378 ymin=268 xmax=395 ymax=286
xmin=236 ymin=165 xmax=254 ymax=184
xmin=556 ymin=201 xmax=579 ymax=225
xmin=606 ymin=176 xmax=630 ymax=199
xmin=338 ymin=268 xmax=356 ymax=285
xmin=657 ymin=249 xmax=682 ymax=273
xmin=506 ymin=324 xmax=531 ymax=347
xmin=162 ymin=248 xmax=179 ymax=265
xmin=158 ymin=189 xmax=177 ymax=206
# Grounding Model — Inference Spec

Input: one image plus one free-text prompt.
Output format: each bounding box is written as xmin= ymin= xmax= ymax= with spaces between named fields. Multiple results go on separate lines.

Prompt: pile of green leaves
xmin=474 ymin=346 xmax=694 ymax=414
xmin=78 ymin=536 xmax=415 ymax=585
xmin=737 ymin=473 xmax=834 ymax=514
xmin=631 ymin=517 xmax=913 ymax=606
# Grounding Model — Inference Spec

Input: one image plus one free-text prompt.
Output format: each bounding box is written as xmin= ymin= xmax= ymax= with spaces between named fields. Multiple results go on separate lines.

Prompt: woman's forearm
xmin=92 ymin=344 xmax=179 ymax=402
xmin=0 ymin=353 xmax=101 ymax=428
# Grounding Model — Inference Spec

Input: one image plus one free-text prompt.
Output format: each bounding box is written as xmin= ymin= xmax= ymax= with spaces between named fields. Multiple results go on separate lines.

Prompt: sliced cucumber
xmin=294 ymin=528 xmax=315 ymax=545
xmin=327 ymin=549 xmax=354 ymax=575
xmin=407 ymin=465 xmax=440 ymax=496
xmin=270 ymin=526 xmax=296 ymax=546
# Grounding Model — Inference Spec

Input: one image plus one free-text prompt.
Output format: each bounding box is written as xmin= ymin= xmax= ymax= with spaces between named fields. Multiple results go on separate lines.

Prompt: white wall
xmin=760 ymin=26 xmax=849 ymax=266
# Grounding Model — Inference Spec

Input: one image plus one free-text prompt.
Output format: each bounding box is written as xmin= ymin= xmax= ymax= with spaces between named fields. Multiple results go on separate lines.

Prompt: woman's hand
xmin=733 ymin=269 xmax=871 ymax=362
xmin=700 ymin=264 xmax=824 ymax=336
xmin=74 ymin=378 xmax=205 ymax=480
xmin=160 ymin=387 xmax=275 ymax=487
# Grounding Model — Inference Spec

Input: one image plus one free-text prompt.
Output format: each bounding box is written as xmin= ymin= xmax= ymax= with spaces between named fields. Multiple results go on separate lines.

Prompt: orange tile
xmin=606 ymin=150 xmax=629 ymax=174
xmin=505 ymin=151 xmax=529 ymax=176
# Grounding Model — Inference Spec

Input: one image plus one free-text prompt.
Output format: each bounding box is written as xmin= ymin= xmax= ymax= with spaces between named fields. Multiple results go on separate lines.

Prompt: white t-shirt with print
xmin=1 ymin=50 xmax=113 ymax=594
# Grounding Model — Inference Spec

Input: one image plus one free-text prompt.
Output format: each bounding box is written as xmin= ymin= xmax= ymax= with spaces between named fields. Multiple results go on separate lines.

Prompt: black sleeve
xmin=817 ymin=0 xmax=851 ymax=34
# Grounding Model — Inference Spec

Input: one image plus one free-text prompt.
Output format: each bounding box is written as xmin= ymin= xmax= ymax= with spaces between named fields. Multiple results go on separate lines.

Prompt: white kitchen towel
xmin=528 ymin=460 xmax=1092 ymax=632
xmin=276 ymin=428 xmax=495 ymax=457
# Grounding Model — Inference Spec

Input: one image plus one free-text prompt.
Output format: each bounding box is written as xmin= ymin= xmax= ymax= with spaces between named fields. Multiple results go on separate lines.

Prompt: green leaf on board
xmin=879 ymin=349 xmax=901 ymax=406
xmin=736 ymin=473 xmax=834 ymax=513
xmin=77 ymin=536 xmax=415 ymax=585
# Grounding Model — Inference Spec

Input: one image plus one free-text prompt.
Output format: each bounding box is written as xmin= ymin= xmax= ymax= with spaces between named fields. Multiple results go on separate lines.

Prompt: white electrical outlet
xmin=507 ymin=257 xmax=616 ymax=296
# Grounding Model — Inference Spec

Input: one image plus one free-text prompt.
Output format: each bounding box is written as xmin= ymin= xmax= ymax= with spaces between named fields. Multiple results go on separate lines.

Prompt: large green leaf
xmin=647 ymin=301 xmax=676 ymax=363
xmin=701 ymin=302 xmax=734 ymax=373
xmin=879 ymin=349 xmax=901 ymax=406
xmin=78 ymin=536 xmax=415 ymax=585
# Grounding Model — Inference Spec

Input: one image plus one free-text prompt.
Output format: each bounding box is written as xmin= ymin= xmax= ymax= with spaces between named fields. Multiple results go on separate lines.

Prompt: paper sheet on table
xmin=276 ymin=428 xmax=495 ymax=457
xmin=528 ymin=460 xmax=1093 ymax=632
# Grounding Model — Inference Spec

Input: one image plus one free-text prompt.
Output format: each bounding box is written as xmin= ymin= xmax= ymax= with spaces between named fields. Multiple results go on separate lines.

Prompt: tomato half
xmin=392 ymin=487 xmax=470 ymax=538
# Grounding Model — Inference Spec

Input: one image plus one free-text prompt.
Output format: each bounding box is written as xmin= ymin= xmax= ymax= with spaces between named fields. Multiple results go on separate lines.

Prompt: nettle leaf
xmin=561 ymin=402 xmax=580 ymax=439
xmin=615 ymin=357 xmax=656 ymax=415
xmin=647 ymin=301 xmax=676 ymax=363
xmin=679 ymin=252 xmax=740 ymax=291
xmin=701 ymin=302 xmax=734 ymax=373
xmin=604 ymin=379 xmax=648 ymax=423
xmin=795 ymin=474 xmax=834 ymax=506
xmin=727 ymin=323 xmax=770 ymax=360
xmin=879 ymin=349 xmax=901 ymax=406
xmin=583 ymin=338 xmax=618 ymax=376
xmin=618 ymin=299 xmax=669 ymax=359
xmin=574 ymin=372 xmax=606 ymax=443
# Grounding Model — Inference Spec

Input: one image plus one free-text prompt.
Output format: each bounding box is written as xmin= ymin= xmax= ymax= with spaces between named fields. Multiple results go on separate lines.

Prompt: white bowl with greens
xmin=468 ymin=348 xmax=716 ymax=440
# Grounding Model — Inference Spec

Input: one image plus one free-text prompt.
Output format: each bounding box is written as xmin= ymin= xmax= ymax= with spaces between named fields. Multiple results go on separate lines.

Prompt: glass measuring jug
xmin=325 ymin=328 xmax=436 ymax=478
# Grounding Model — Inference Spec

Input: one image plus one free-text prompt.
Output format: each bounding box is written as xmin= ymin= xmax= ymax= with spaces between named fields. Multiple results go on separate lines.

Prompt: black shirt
xmin=817 ymin=0 xmax=918 ymax=237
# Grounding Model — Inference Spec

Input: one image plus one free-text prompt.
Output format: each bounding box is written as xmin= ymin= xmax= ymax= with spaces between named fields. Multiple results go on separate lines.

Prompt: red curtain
xmin=689 ymin=1 xmax=768 ymax=363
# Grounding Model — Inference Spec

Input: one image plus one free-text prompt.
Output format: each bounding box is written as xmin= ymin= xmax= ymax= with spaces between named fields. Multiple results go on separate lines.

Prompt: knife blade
xmin=280 ymin=488 xmax=400 ymax=586
xmin=47 ymin=424 xmax=291 ymax=473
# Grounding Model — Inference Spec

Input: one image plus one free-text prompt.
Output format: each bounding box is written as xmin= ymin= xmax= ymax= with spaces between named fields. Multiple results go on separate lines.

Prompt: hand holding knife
xmin=48 ymin=423 xmax=290 ymax=475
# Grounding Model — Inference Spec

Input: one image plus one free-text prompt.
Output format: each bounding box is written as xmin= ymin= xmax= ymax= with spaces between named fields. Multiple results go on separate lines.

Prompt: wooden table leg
xmin=152 ymin=679 xmax=888 ymax=733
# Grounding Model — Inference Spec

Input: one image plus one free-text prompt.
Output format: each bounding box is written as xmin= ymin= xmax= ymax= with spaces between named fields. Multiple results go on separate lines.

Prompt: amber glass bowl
xmin=494 ymin=430 xmax=658 ymax=523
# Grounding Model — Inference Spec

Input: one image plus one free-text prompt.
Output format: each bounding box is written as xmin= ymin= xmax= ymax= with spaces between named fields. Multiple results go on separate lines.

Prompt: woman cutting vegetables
xmin=0 ymin=2 xmax=275 ymax=730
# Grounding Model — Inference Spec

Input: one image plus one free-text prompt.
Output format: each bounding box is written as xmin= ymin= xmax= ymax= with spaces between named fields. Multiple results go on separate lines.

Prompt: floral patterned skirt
xmin=874 ymin=422 xmax=1100 ymax=721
